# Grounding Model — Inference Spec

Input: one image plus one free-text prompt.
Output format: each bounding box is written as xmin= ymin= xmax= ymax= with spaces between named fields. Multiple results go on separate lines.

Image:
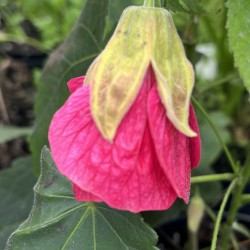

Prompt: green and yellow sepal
xmin=85 ymin=5 xmax=196 ymax=141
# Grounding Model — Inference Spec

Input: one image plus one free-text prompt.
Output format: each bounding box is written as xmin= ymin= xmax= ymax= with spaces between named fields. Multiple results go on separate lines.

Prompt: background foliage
xmin=0 ymin=0 xmax=249 ymax=249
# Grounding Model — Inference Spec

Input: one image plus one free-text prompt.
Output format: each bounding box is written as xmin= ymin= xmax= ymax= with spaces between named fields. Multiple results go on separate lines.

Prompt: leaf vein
xmin=61 ymin=207 xmax=91 ymax=250
xmin=78 ymin=23 xmax=102 ymax=52
xmin=12 ymin=204 xmax=88 ymax=236
xmin=96 ymin=210 xmax=131 ymax=250
xmin=33 ymin=53 xmax=98 ymax=130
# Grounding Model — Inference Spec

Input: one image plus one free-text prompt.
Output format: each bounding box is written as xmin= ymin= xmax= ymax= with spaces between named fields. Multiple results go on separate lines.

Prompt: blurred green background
xmin=0 ymin=0 xmax=249 ymax=249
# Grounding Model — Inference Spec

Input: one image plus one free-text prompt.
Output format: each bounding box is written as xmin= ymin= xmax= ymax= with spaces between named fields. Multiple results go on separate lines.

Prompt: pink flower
xmin=48 ymin=67 xmax=201 ymax=213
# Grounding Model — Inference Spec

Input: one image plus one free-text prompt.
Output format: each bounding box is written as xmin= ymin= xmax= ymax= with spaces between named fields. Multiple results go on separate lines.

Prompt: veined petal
xmin=188 ymin=105 xmax=201 ymax=168
xmin=73 ymin=183 xmax=103 ymax=202
xmin=147 ymin=79 xmax=199 ymax=203
xmin=49 ymin=74 xmax=177 ymax=212
xmin=67 ymin=76 xmax=85 ymax=94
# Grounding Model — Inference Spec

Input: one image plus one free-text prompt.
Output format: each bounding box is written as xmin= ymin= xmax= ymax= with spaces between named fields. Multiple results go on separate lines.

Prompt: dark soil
xmin=0 ymin=17 xmax=46 ymax=169
xmin=0 ymin=39 xmax=46 ymax=169
xmin=0 ymin=58 xmax=34 ymax=169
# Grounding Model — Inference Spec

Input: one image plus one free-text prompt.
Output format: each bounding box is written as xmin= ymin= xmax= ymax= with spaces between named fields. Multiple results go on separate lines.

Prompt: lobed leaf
xmin=0 ymin=157 xmax=36 ymax=249
xmin=227 ymin=0 xmax=250 ymax=93
xmin=6 ymin=147 xmax=158 ymax=250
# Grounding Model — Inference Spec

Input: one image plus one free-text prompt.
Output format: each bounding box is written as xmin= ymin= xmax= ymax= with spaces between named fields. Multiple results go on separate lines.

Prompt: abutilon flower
xmin=48 ymin=4 xmax=201 ymax=213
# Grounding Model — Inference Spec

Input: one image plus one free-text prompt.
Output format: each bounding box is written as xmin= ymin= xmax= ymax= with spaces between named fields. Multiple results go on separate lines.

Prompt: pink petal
xmin=49 ymin=73 xmax=177 ymax=212
xmin=73 ymin=183 xmax=103 ymax=202
xmin=147 ymin=83 xmax=195 ymax=203
xmin=188 ymin=105 xmax=201 ymax=169
xmin=67 ymin=76 xmax=85 ymax=94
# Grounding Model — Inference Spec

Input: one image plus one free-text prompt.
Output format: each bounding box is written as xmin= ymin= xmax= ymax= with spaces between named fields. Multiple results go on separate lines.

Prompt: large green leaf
xmin=0 ymin=157 xmax=36 ymax=249
xmin=163 ymin=0 xmax=206 ymax=14
xmin=191 ymin=111 xmax=231 ymax=203
xmin=227 ymin=0 xmax=250 ymax=93
xmin=198 ymin=111 xmax=231 ymax=169
xmin=30 ymin=0 xmax=109 ymax=174
xmin=6 ymin=147 xmax=158 ymax=250
xmin=163 ymin=0 xmax=188 ymax=12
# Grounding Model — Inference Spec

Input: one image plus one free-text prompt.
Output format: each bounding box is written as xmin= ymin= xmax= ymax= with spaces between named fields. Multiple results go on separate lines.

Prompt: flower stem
xmin=220 ymin=154 xmax=250 ymax=249
xmin=192 ymin=97 xmax=238 ymax=173
xmin=210 ymin=179 xmax=237 ymax=250
xmin=143 ymin=0 xmax=161 ymax=7
xmin=155 ymin=0 xmax=161 ymax=7
xmin=204 ymin=203 xmax=217 ymax=222
xmin=144 ymin=0 xmax=155 ymax=7
xmin=199 ymin=73 xmax=237 ymax=93
xmin=191 ymin=173 xmax=236 ymax=184
xmin=241 ymin=194 xmax=250 ymax=206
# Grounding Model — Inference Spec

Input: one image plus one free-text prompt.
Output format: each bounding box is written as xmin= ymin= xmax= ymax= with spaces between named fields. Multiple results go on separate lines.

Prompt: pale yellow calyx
xmin=85 ymin=6 xmax=152 ymax=141
xmin=85 ymin=6 xmax=196 ymax=141
xmin=151 ymin=9 xmax=196 ymax=137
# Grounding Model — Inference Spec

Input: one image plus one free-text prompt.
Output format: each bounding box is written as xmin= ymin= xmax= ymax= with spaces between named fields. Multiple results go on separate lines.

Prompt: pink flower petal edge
xmin=48 ymin=69 xmax=201 ymax=212
xmin=67 ymin=76 xmax=85 ymax=94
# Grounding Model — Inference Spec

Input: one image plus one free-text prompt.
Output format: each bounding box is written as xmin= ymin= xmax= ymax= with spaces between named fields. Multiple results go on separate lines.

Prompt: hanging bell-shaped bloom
xmin=48 ymin=3 xmax=201 ymax=213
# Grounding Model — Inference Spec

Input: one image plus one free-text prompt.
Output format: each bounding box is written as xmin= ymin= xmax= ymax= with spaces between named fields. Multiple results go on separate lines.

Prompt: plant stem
xmin=0 ymin=87 xmax=9 ymax=123
xmin=204 ymin=203 xmax=217 ymax=222
xmin=191 ymin=173 xmax=235 ymax=184
xmin=190 ymin=232 xmax=198 ymax=250
xmin=210 ymin=179 xmax=237 ymax=250
xmin=220 ymin=154 xmax=250 ymax=249
xmin=240 ymin=194 xmax=250 ymax=206
xmin=155 ymin=0 xmax=161 ymax=7
xmin=192 ymin=97 xmax=238 ymax=173
xmin=199 ymin=73 xmax=237 ymax=93
xmin=143 ymin=0 xmax=161 ymax=7
xmin=144 ymin=0 xmax=155 ymax=7
xmin=231 ymin=234 xmax=239 ymax=250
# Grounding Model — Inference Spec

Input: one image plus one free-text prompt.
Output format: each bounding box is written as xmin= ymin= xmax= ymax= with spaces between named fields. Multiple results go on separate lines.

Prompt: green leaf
xmin=181 ymin=0 xmax=206 ymax=14
xmin=106 ymin=0 xmax=149 ymax=18
xmin=6 ymin=147 xmax=158 ymax=250
xmin=0 ymin=125 xmax=32 ymax=143
xmin=198 ymin=111 xmax=231 ymax=168
xmin=29 ymin=0 xmax=109 ymax=174
xmin=227 ymin=0 xmax=250 ymax=93
xmin=191 ymin=111 xmax=231 ymax=203
xmin=0 ymin=157 xmax=36 ymax=249
xmin=142 ymin=200 xmax=185 ymax=227
xmin=163 ymin=0 xmax=206 ymax=14
xmin=232 ymin=222 xmax=250 ymax=238
xmin=163 ymin=0 xmax=188 ymax=12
